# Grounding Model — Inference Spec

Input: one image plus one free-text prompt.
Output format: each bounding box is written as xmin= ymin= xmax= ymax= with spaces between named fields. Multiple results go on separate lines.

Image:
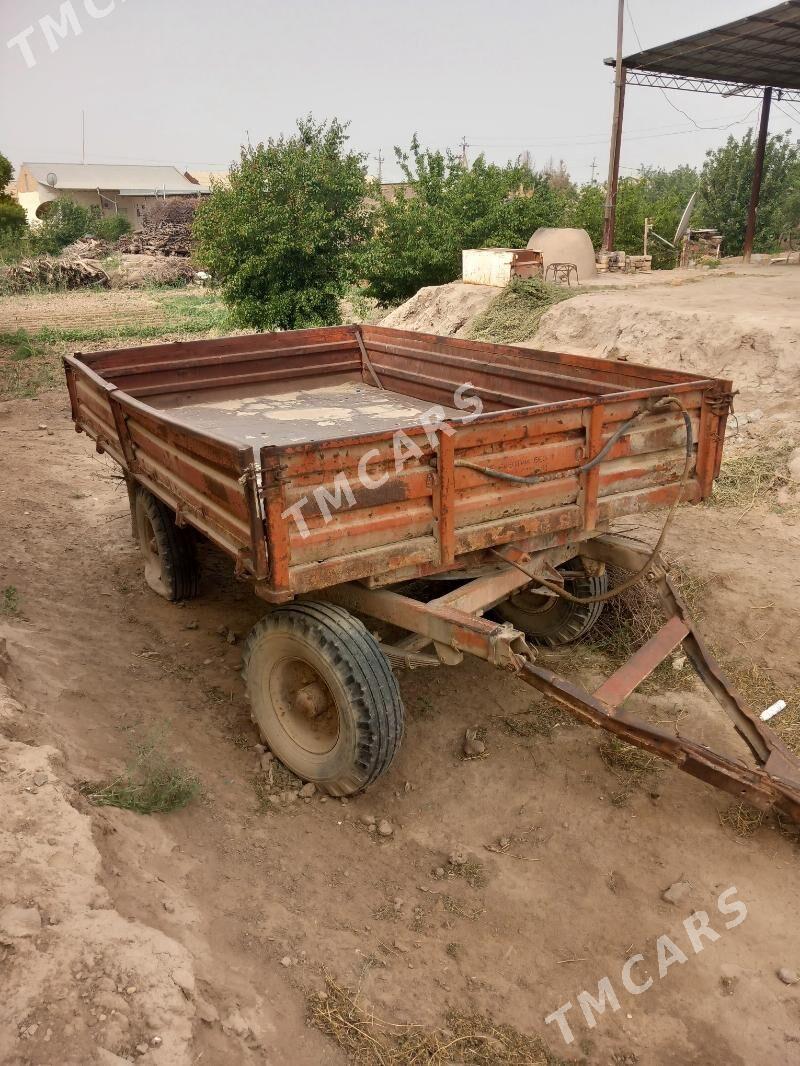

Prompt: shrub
xmin=363 ymin=140 xmax=567 ymax=303
xmin=193 ymin=116 xmax=371 ymax=330
xmin=32 ymin=198 xmax=94 ymax=255
xmin=0 ymin=151 xmax=28 ymax=259
xmin=92 ymin=212 xmax=131 ymax=241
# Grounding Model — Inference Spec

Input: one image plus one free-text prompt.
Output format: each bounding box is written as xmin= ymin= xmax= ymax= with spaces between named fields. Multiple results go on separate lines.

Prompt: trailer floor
xmin=153 ymin=377 xmax=460 ymax=451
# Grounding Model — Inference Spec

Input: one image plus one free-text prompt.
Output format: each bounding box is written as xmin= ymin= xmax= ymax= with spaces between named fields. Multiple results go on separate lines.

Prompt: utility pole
xmin=375 ymin=149 xmax=384 ymax=184
xmin=459 ymin=136 xmax=469 ymax=168
xmin=590 ymin=157 xmax=597 ymax=184
xmin=742 ymin=86 xmax=772 ymax=263
xmin=602 ymin=0 xmax=626 ymax=252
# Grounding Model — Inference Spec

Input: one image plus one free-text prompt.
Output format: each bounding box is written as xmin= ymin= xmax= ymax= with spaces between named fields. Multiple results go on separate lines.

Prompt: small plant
xmin=80 ymin=730 xmax=200 ymax=814
xmin=91 ymin=213 xmax=131 ymax=242
xmin=2 ymin=585 xmax=20 ymax=614
xmin=0 ymin=329 xmax=41 ymax=362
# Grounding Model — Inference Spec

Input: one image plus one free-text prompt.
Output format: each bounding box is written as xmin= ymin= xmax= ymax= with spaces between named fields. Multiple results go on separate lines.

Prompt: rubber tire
xmin=243 ymin=602 xmax=404 ymax=796
xmin=133 ymin=488 xmax=199 ymax=602
xmin=492 ymin=558 xmax=608 ymax=647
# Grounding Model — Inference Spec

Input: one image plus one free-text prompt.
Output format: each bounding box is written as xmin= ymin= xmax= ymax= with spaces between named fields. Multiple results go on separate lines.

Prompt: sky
xmin=1 ymin=0 xmax=794 ymax=187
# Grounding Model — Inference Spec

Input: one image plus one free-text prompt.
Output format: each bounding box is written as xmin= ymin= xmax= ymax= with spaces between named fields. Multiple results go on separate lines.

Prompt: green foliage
xmin=363 ymin=138 xmax=567 ymax=303
xmin=566 ymin=165 xmax=699 ymax=268
xmin=2 ymin=585 xmax=20 ymax=615
xmin=32 ymin=199 xmax=95 ymax=254
xmin=699 ymin=129 xmax=800 ymax=254
xmin=467 ymin=277 xmax=578 ymax=344
xmin=0 ymin=152 xmax=28 ymax=257
xmin=80 ymin=729 xmax=200 ymax=815
xmin=0 ymin=153 xmax=12 ymax=192
xmin=92 ymin=212 xmax=131 ymax=241
xmin=193 ymin=116 xmax=371 ymax=330
xmin=31 ymin=199 xmax=132 ymax=255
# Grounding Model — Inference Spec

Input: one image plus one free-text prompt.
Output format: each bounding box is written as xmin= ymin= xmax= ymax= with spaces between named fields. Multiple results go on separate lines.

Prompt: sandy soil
xmin=2 ymin=269 xmax=800 ymax=1065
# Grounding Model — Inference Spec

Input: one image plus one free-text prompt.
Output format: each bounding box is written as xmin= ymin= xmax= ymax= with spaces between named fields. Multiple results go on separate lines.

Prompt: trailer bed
xmin=150 ymin=378 xmax=462 ymax=451
xmin=63 ymin=324 xmax=733 ymax=602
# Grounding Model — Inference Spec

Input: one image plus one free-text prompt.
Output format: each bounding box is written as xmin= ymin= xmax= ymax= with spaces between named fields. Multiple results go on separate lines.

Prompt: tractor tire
xmin=493 ymin=557 xmax=607 ymax=647
xmin=133 ymin=487 xmax=199 ymax=602
xmin=243 ymin=601 xmax=404 ymax=796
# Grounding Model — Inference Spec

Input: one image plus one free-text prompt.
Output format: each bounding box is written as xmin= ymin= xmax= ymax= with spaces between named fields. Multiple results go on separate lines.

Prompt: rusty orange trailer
xmin=63 ymin=325 xmax=800 ymax=817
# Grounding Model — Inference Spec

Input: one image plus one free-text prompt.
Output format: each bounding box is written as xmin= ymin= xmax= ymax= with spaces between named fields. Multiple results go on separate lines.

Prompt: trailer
xmin=63 ymin=325 xmax=800 ymax=819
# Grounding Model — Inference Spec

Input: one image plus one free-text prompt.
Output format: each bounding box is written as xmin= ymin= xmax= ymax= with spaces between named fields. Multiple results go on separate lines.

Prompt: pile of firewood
xmin=116 ymin=196 xmax=202 ymax=257
xmin=117 ymin=224 xmax=192 ymax=257
xmin=1 ymin=254 xmax=109 ymax=293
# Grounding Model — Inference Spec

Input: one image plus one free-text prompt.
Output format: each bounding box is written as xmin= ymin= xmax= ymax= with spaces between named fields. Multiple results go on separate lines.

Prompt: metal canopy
xmin=601 ymin=2 xmax=800 ymax=259
xmin=605 ymin=0 xmax=800 ymax=101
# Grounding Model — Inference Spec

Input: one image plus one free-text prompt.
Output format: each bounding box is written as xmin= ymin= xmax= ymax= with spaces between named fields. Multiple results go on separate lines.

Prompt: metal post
xmin=602 ymin=0 xmax=626 ymax=252
xmin=742 ymin=86 xmax=772 ymax=263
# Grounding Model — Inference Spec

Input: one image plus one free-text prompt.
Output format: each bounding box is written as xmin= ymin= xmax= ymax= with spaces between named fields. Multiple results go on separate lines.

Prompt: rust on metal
xmin=593 ymin=614 xmax=689 ymax=708
xmin=433 ymin=429 xmax=455 ymax=565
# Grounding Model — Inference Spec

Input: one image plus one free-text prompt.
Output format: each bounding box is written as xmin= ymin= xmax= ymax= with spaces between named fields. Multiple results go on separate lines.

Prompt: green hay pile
xmin=466 ymin=277 xmax=579 ymax=344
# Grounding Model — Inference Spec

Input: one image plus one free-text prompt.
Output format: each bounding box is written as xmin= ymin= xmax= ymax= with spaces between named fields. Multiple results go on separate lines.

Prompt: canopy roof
xmin=605 ymin=1 xmax=800 ymax=100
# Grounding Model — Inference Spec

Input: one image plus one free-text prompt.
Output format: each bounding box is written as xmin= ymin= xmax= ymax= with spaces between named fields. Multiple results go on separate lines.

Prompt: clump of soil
xmin=380 ymin=281 xmax=496 ymax=336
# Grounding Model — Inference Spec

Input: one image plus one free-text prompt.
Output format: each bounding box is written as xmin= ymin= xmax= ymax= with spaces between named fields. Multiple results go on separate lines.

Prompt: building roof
xmin=21 ymin=162 xmax=203 ymax=194
xmin=185 ymin=170 xmax=230 ymax=188
xmin=607 ymin=0 xmax=800 ymax=98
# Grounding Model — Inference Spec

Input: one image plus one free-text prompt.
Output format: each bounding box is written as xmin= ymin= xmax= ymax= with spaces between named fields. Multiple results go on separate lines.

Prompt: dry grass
xmin=499 ymin=701 xmax=577 ymax=740
xmin=718 ymin=801 xmax=765 ymax=837
xmin=583 ymin=560 xmax=709 ymax=694
xmin=307 ymin=972 xmax=565 ymax=1065
xmin=709 ymin=441 xmax=797 ymax=516
xmin=599 ymin=736 xmax=661 ymax=806
xmin=712 ymin=651 xmax=800 ymax=756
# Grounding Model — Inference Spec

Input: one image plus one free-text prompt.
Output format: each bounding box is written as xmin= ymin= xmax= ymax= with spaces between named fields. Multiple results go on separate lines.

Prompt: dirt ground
xmin=2 ymin=268 xmax=800 ymax=1065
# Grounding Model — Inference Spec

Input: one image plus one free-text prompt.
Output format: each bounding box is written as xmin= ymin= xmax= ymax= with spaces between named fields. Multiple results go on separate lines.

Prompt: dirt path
xmin=2 ymin=375 xmax=800 ymax=1064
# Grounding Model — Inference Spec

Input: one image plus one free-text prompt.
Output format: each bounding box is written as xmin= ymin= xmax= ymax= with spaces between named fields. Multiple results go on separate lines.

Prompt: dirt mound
xmin=535 ymin=281 xmax=800 ymax=405
xmin=380 ymin=281 xmax=496 ymax=336
xmin=0 ymin=675 xmax=197 ymax=1066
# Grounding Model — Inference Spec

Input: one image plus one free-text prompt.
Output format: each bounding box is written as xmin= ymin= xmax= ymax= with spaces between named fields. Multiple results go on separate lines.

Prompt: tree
xmin=699 ymin=129 xmax=800 ymax=254
xmin=363 ymin=138 xmax=567 ymax=303
xmin=0 ymin=151 xmax=27 ymax=241
xmin=193 ymin=117 xmax=371 ymax=330
xmin=565 ymin=165 xmax=700 ymax=268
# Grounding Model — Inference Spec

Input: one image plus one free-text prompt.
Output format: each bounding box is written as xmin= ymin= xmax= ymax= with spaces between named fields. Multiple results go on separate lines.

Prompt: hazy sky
xmin=1 ymin=0 xmax=793 ymax=186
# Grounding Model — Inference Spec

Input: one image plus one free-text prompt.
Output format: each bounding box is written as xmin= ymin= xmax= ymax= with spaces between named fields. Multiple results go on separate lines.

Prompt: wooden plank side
xmin=96 ymin=339 xmax=359 ymax=379
xmin=82 ymin=326 xmax=358 ymax=371
xmin=109 ymin=389 xmax=265 ymax=568
xmin=115 ymin=354 xmax=361 ymax=397
xmin=361 ymin=325 xmax=711 ymax=388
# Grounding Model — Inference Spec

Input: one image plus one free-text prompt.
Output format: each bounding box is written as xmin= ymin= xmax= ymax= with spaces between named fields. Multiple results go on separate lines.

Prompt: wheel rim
xmin=268 ymin=656 xmax=339 ymax=755
xmin=505 ymin=588 xmax=559 ymax=623
xmin=137 ymin=509 xmax=169 ymax=597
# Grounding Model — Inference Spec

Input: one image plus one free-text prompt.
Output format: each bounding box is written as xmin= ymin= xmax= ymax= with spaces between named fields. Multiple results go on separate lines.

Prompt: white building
xmin=15 ymin=163 xmax=209 ymax=231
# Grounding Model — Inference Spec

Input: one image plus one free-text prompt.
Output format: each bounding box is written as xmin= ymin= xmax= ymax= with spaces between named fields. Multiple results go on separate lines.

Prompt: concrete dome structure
xmin=527 ymin=227 xmax=596 ymax=282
